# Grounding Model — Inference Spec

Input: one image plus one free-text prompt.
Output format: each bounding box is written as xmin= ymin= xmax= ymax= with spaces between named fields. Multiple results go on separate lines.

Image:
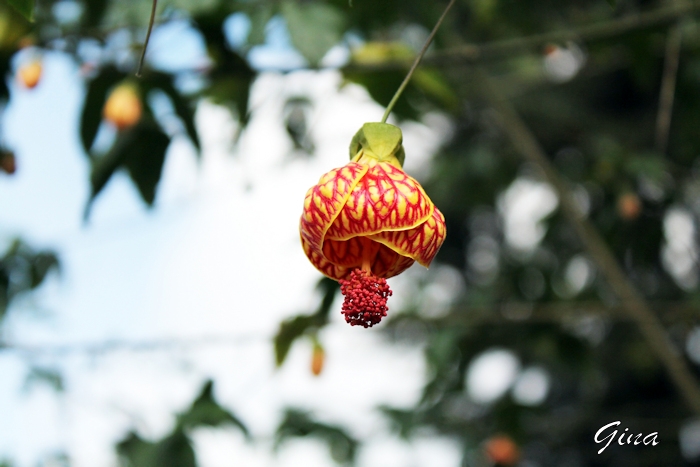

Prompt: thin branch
xmin=381 ymin=0 xmax=455 ymax=122
xmin=476 ymin=66 xmax=700 ymax=416
xmin=655 ymin=22 xmax=683 ymax=154
xmin=136 ymin=0 xmax=158 ymax=77
xmin=428 ymin=1 xmax=698 ymax=64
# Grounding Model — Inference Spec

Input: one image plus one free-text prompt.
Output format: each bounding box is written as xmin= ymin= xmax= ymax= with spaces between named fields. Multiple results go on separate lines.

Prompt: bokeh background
xmin=2 ymin=0 xmax=700 ymax=466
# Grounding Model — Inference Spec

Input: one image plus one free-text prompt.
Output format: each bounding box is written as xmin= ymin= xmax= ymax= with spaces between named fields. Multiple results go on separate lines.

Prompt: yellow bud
xmin=311 ymin=344 xmax=325 ymax=376
xmin=17 ymin=60 xmax=41 ymax=89
xmin=103 ymin=84 xmax=142 ymax=131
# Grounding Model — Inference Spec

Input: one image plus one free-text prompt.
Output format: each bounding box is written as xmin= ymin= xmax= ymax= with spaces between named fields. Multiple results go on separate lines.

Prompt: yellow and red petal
xmin=300 ymin=162 xmax=368 ymax=260
xmin=370 ymin=207 xmax=446 ymax=268
xmin=300 ymin=231 xmax=353 ymax=280
xmin=321 ymin=236 xmax=416 ymax=279
xmin=325 ymin=162 xmax=433 ymax=241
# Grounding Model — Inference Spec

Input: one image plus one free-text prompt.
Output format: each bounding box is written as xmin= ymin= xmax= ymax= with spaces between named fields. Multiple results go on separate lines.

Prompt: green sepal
xmin=349 ymin=122 xmax=405 ymax=167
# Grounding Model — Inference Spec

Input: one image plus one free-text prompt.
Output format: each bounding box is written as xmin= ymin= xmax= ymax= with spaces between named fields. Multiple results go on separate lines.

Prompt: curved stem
xmin=380 ymin=0 xmax=455 ymax=123
xmin=136 ymin=0 xmax=158 ymax=77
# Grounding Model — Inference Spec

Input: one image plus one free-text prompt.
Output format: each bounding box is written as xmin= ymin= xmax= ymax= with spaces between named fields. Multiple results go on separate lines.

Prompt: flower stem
xmin=380 ymin=0 xmax=456 ymax=123
xmin=136 ymin=0 xmax=158 ymax=78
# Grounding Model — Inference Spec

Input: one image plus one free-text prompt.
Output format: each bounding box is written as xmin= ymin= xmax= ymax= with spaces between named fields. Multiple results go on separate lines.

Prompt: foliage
xmin=4 ymin=0 xmax=700 ymax=465
xmin=116 ymin=380 xmax=248 ymax=467
xmin=274 ymin=409 xmax=358 ymax=465
xmin=0 ymin=240 xmax=58 ymax=320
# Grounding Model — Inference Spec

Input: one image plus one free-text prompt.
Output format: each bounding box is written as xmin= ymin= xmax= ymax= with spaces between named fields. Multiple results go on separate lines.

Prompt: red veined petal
xmin=325 ymin=162 xmax=433 ymax=240
xmin=370 ymin=207 xmax=446 ymax=268
xmin=300 ymin=162 xmax=368 ymax=277
xmin=321 ymin=236 xmax=416 ymax=279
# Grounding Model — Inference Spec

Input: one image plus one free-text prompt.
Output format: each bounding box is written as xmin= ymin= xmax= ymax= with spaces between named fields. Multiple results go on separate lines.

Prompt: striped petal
xmin=325 ymin=162 xmax=433 ymax=241
xmin=300 ymin=162 xmax=368 ymax=267
xmin=370 ymin=207 xmax=446 ymax=268
xmin=321 ymin=237 xmax=416 ymax=279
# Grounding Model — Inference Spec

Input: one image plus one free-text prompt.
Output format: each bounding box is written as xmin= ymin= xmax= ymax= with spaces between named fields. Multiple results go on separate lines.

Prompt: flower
xmin=300 ymin=123 xmax=446 ymax=327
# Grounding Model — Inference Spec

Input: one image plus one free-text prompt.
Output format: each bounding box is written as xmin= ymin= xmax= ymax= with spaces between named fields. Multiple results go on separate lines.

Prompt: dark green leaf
xmin=85 ymin=121 xmax=170 ymax=217
xmin=274 ymin=277 xmax=337 ymax=366
xmin=29 ymin=252 xmax=59 ymax=288
xmin=275 ymin=409 xmax=358 ymax=464
xmin=274 ymin=314 xmax=319 ymax=366
xmin=123 ymin=124 xmax=170 ymax=206
xmin=5 ymin=0 xmax=33 ymax=21
xmin=117 ymin=429 xmax=195 ymax=467
xmin=80 ymin=66 xmax=128 ymax=155
xmin=177 ymin=380 xmax=250 ymax=438
xmin=194 ymin=12 xmax=255 ymax=124
xmin=281 ymin=1 xmax=344 ymax=66
xmin=142 ymin=72 xmax=201 ymax=152
xmin=606 ymin=0 xmax=616 ymax=7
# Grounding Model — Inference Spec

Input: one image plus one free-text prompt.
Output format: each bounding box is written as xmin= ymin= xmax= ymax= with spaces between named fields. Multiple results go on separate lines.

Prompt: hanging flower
xmin=300 ymin=123 xmax=446 ymax=328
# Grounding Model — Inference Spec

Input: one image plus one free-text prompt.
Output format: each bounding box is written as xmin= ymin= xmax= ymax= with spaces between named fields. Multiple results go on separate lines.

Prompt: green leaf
xmin=123 ymin=123 xmax=171 ymax=206
xmin=247 ymin=5 xmax=274 ymax=46
xmin=275 ymin=409 xmax=358 ymax=464
xmin=24 ymin=367 xmax=63 ymax=392
xmin=5 ymin=0 xmax=33 ymax=21
xmin=117 ymin=430 xmax=195 ymax=467
xmin=274 ymin=314 xmax=319 ymax=366
xmin=85 ymin=121 xmax=170 ymax=218
xmin=142 ymin=72 xmax=201 ymax=152
xmin=606 ymin=0 xmax=616 ymax=7
xmin=177 ymin=380 xmax=250 ymax=438
xmin=274 ymin=277 xmax=338 ymax=366
xmin=194 ymin=12 xmax=255 ymax=124
xmin=281 ymin=1 xmax=344 ymax=66
xmin=80 ymin=67 xmax=128 ymax=155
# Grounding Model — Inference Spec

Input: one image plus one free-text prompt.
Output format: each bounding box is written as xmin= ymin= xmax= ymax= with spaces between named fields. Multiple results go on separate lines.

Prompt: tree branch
xmin=476 ymin=66 xmax=700 ymax=416
xmin=338 ymin=2 xmax=700 ymax=74
xmin=655 ymin=22 xmax=683 ymax=154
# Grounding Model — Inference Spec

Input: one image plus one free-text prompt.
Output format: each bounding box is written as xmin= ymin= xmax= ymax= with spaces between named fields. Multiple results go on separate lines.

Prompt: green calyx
xmin=349 ymin=122 xmax=405 ymax=167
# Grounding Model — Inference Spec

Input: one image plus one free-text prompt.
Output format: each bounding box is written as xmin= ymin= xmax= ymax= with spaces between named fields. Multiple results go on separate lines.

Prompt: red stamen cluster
xmin=339 ymin=269 xmax=392 ymax=328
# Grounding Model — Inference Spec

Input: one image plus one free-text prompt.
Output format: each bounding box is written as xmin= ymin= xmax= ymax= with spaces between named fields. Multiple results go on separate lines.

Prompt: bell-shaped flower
xmin=300 ymin=123 xmax=446 ymax=328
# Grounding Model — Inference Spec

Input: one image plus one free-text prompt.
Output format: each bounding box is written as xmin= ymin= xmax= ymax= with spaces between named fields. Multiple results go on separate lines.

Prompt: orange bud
xmin=617 ymin=192 xmax=641 ymax=221
xmin=0 ymin=152 xmax=15 ymax=175
xmin=484 ymin=435 xmax=519 ymax=466
xmin=103 ymin=84 xmax=142 ymax=131
xmin=17 ymin=60 xmax=42 ymax=89
xmin=311 ymin=344 xmax=325 ymax=376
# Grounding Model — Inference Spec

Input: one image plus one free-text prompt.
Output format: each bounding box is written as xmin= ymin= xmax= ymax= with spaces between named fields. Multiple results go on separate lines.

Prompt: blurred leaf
xmin=607 ymin=0 xmax=616 ymax=7
xmin=5 ymin=0 xmax=33 ymax=21
xmin=378 ymin=406 xmax=419 ymax=439
xmin=80 ymin=67 xmax=128 ymax=155
xmin=177 ymin=380 xmax=249 ymax=438
xmin=195 ymin=12 xmax=255 ymax=124
xmin=85 ymin=120 xmax=170 ymax=216
xmin=117 ymin=429 xmax=195 ymax=467
xmin=29 ymin=251 xmax=59 ymax=288
xmin=624 ymin=153 xmax=667 ymax=181
xmin=82 ymin=0 xmax=108 ymax=27
xmin=275 ymin=409 xmax=358 ymax=464
xmin=122 ymin=123 xmax=170 ymax=206
xmin=281 ymin=1 xmax=344 ymax=66
xmin=274 ymin=314 xmax=319 ymax=366
xmin=274 ymin=277 xmax=338 ymax=366
xmin=24 ymin=367 xmax=63 ymax=392
xmin=142 ymin=72 xmax=201 ymax=152
xmin=284 ymin=96 xmax=314 ymax=153
xmin=247 ymin=5 xmax=274 ymax=46
xmin=0 ymin=240 xmax=59 ymax=320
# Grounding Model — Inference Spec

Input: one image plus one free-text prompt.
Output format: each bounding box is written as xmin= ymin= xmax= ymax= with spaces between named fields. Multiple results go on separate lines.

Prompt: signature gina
xmin=594 ymin=421 xmax=659 ymax=454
